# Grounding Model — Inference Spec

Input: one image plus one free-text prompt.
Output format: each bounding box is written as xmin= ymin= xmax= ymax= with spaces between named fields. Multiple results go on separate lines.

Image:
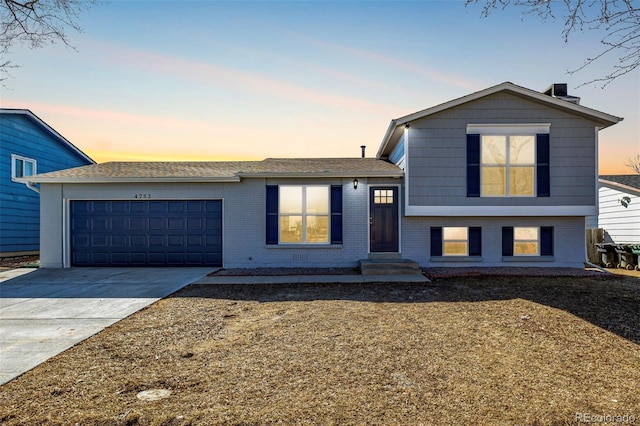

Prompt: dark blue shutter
xmin=266 ymin=185 xmax=279 ymax=245
xmin=467 ymin=134 xmax=481 ymax=197
xmin=330 ymin=185 xmax=343 ymax=244
xmin=540 ymin=226 xmax=554 ymax=256
xmin=502 ymin=227 xmax=514 ymax=256
xmin=536 ymin=134 xmax=550 ymax=197
xmin=469 ymin=227 xmax=482 ymax=256
xmin=430 ymin=227 xmax=443 ymax=256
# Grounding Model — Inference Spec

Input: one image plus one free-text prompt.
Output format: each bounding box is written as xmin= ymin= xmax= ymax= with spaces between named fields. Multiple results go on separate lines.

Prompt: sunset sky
xmin=2 ymin=1 xmax=638 ymax=174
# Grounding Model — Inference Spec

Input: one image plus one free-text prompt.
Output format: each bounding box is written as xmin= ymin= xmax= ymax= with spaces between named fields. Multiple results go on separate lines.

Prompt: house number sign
xmin=134 ymin=193 xmax=152 ymax=199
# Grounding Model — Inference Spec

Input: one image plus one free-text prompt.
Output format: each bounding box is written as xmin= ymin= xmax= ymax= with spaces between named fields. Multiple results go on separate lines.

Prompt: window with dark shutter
xmin=430 ymin=227 xmax=443 ymax=256
xmin=265 ymin=185 xmax=279 ymax=245
xmin=469 ymin=227 xmax=482 ymax=256
xmin=540 ymin=226 xmax=553 ymax=256
xmin=502 ymin=227 xmax=514 ymax=256
xmin=467 ymin=134 xmax=481 ymax=197
xmin=536 ymin=134 xmax=550 ymax=197
xmin=330 ymin=185 xmax=343 ymax=244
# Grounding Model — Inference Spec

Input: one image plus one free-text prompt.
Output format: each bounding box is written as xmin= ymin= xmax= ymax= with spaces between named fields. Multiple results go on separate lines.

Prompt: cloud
xmin=94 ymin=42 xmax=399 ymax=116
xmin=289 ymin=32 xmax=482 ymax=91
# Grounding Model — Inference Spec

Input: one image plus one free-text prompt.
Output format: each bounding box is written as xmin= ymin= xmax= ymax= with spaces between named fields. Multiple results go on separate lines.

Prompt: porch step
xmin=368 ymin=252 xmax=402 ymax=260
xmin=359 ymin=259 xmax=422 ymax=276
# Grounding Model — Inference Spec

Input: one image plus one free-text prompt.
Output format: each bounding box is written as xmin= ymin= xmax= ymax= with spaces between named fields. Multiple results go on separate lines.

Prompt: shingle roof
xmin=600 ymin=175 xmax=640 ymax=191
xmin=24 ymin=158 xmax=403 ymax=183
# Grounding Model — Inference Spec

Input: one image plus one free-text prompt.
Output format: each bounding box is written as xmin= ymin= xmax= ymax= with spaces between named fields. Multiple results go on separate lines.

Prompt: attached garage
xmin=70 ymin=200 xmax=222 ymax=267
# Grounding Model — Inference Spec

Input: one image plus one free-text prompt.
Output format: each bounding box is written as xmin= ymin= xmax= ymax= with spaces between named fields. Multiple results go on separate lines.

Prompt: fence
xmin=586 ymin=228 xmax=604 ymax=265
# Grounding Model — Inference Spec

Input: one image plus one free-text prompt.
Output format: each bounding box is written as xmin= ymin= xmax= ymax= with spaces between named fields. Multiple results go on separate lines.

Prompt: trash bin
xmin=595 ymin=243 xmax=616 ymax=268
xmin=614 ymin=245 xmax=636 ymax=270
xmin=630 ymin=245 xmax=640 ymax=271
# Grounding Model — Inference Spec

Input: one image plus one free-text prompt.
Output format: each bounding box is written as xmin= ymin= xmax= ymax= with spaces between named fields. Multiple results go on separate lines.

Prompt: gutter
xmin=22 ymin=176 xmax=242 ymax=184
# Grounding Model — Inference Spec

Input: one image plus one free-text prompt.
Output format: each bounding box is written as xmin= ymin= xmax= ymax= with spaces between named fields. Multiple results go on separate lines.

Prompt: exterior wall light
xmin=353 ymin=178 xmax=359 ymax=189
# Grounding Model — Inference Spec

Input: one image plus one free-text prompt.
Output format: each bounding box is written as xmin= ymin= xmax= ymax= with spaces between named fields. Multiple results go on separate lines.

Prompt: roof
xmin=23 ymin=158 xmax=403 ymax=183
xmin=377 ymin=81 xmax=624 ymax=159
xmin=0 ymin=108 xmax=95 ymax=165
xmin=599 ymin=175 xmax=640 ymax=194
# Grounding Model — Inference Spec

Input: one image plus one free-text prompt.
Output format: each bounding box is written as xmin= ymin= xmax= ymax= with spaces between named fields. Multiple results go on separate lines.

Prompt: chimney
xmin=361 ymin=145 xmax=366 ymax=158
xmin=543 ymin=83 xmax=580 ymax=105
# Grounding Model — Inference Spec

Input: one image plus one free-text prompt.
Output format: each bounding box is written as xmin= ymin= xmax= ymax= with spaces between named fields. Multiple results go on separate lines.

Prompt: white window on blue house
xmin=11 ymin=154 xmax=37 ymax=181
xmin=279 ymin=186 xmax=329 ymax=244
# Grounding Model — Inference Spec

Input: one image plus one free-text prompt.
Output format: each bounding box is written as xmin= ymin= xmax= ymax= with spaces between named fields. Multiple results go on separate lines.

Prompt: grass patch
xmin=1 ymin=275 xmax=638 ymax=425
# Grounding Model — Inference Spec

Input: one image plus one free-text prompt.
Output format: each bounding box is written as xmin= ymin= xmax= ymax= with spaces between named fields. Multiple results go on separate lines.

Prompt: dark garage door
xmin=70 ymin=200 xmax=222 ymax=266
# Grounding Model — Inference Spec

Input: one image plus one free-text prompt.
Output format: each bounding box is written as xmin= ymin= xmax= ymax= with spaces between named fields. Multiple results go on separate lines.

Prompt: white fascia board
xmin=237 ymin=171 xmax=404 ymax=178
xmin=599 ymin=179 xmax=640 ymax=196
xmin=22 ymin=176 xmax=242 ymax=184
xmin=405 ymin=205 xmax=597 ymax=217
xmin=395 ymin=83 xmax=622 ymax=127
xmin=376 ymin=119 xmax=399 ymax=159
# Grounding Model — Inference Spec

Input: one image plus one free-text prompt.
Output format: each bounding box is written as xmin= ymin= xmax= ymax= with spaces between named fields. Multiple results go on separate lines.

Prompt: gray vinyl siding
xmin=38 ymin=177 xmax=395 ymax=268
xmin=407 ymin=92 xmax=598 ymax=207
xmin=401 ymin=216 xmax=587 ymax=268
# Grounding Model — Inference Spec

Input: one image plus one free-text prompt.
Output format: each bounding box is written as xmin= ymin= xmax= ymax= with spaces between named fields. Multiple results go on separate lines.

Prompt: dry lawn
xmin=1 ymin=275 xmax=639 ymax=425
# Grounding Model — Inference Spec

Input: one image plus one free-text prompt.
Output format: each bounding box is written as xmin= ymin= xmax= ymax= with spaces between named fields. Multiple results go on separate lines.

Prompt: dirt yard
xmin=1 ymin=274 xmax=638 ymax=425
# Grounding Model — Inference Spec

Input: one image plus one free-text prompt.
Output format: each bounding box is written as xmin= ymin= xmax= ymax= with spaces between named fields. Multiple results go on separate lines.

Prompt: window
xmin=11 ymin=154 xmax=36 ymax=181
xmin=373 ymin=189 xmax=394 ymax=204
xmin=266 ymin=185 xmax=342 ymax=245
xmin=513 ymin=227 xmax=539 ymax=255
xmin=443 ymin=227 xmax=469 ymax=256
xmin=502 ymin=226 xmax=553 ymax=257
xmin=467 ymin=126 xmax=550 ymax=198
xmin=431 ymin=227 xmax=481 ymax=257
xmin=481 ymin=135 xmax=535 ymax=196
xmin=278 ymin=186 xmax=329 ymax=244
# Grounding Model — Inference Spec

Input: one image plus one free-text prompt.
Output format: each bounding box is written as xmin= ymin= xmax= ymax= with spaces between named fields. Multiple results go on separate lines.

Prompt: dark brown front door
xmin=369 ymin=187 xmax=399 ymax=252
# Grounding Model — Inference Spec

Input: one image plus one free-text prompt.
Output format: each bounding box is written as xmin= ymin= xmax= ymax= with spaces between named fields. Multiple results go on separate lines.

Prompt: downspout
xmin=25 ymin=181 xmax=40 ymax=194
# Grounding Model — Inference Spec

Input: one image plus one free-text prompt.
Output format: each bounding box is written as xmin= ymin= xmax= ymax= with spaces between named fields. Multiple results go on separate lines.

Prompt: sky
xmin=1 ymin=0 xmax=638 ymax=174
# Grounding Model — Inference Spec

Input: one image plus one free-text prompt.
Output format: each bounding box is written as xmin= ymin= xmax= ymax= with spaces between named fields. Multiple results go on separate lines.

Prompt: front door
xmin=369 ymin=187 xmax=399 ymax=252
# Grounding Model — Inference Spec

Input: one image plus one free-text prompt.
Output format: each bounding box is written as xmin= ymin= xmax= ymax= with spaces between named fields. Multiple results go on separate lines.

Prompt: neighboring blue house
xmin=0 ymin=109 xmax=94 ymax=257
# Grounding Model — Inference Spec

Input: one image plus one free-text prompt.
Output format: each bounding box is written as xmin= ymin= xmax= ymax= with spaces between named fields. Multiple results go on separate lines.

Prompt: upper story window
xmin=279 ymin=185 xmax=329 ymax=243
xmin=467 ymin=124 xmax=550 ymax=198
xmin=481 ymin=135 xmax=535 ymax=196
xmin=11 ymin=154 xmax=37 ymax=181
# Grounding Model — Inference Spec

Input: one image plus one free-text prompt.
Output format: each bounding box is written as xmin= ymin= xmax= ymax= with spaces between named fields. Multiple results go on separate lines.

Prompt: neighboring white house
xmin=597 ymin=175 xmax=640 ymax=244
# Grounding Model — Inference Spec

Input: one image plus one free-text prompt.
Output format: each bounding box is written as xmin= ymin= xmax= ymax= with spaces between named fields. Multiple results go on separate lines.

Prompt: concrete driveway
xmin=0 ymin=267 xmax=213 ymax=385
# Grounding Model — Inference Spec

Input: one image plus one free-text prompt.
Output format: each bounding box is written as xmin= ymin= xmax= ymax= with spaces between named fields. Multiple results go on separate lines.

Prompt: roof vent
xmin=544 ymin=83 xmax=580 ymax=105
xmin=361 ymin=145 xmax=366 ymax=158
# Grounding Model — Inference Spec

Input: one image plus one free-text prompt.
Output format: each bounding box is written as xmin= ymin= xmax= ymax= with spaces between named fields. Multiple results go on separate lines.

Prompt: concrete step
xmin=359 ymin=259 xmax=422 ymax=276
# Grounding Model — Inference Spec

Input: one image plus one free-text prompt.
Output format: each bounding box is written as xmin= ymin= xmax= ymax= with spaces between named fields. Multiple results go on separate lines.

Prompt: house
xmin=595 ymin=175 xmax=640 ymax=244
xmin=0 ymin=109 xmax=95 ymax=257
xmin=21 ymin=82 xmax=622 ymax=269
